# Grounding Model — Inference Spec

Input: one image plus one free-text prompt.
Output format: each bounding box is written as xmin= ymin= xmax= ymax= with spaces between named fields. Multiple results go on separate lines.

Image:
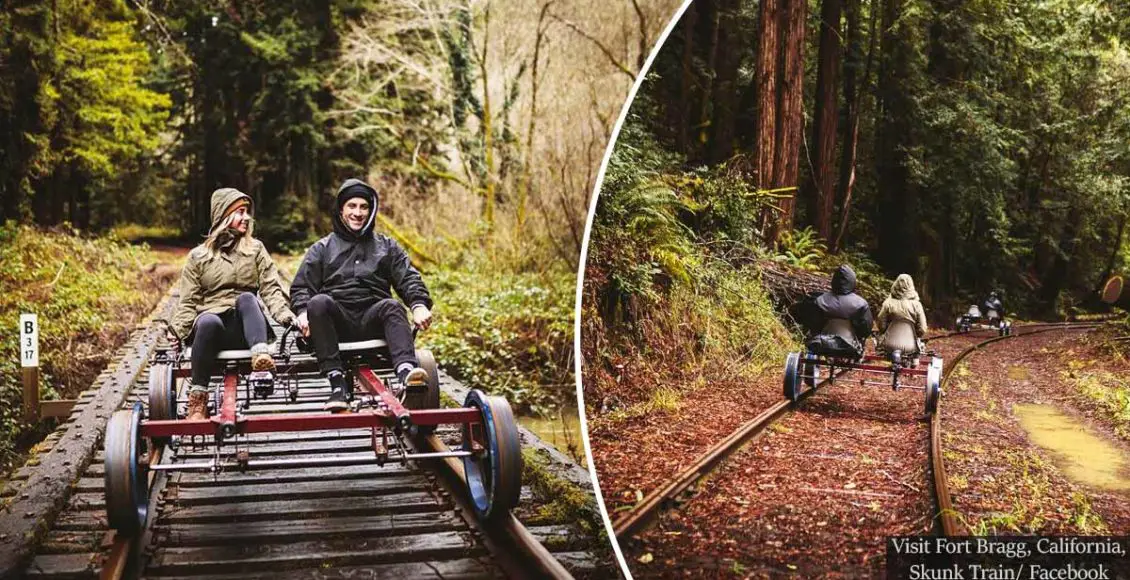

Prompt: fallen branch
xmin=800 ymin=487 xmax=899 ymax=498
xmin=377 ymin=215 xmax=438 ymax=269
xmin=47 ymin=263 xmax=66 ymax=287
xmin=879 ymin=469 xmax=922 ymax=493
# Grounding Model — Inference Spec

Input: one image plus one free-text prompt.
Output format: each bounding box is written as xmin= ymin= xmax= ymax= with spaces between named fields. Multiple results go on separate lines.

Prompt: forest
xmin=589 ymin=0 xmax=1130 ymax=322
xmin=581 ymin=0 xmax=1130 ymax=417
xmin=0 ymin=0 xmax=682 ymax=467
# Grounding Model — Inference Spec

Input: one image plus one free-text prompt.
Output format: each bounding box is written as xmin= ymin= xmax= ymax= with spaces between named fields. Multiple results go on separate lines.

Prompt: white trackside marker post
xmin=20 ymin=314 xmax=39 ymax=422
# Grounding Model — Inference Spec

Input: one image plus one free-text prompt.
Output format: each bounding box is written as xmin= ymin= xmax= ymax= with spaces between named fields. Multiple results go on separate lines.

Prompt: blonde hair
xmin=205 ymin=209 xmax=254 ymax=255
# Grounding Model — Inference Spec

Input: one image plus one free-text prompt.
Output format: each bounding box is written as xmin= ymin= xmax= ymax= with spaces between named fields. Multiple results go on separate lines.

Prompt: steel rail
xmin=611 ymin=368 xmax=849 ymax=541
xmin=611 ymin=319 xmax=1107 ymax=545
xmin=929 ymin=321 xmax=1101 ymax=537
xmin=416 ymin=434 xmax=575 ymax=580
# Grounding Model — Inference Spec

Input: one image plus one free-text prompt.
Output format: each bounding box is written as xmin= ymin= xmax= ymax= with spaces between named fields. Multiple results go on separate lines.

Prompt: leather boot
xmin=250 ymin=343 xmax=275 ymax=372
xmin=187 ymin=390 xmax=209 ymax=421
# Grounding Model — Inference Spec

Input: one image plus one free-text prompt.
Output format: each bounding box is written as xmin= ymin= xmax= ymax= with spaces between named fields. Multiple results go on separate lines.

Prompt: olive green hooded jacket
xmin=877 ymin=274 xmax=928 ymax=339
xmin=169 ymin=188 xmax=295 ymax=340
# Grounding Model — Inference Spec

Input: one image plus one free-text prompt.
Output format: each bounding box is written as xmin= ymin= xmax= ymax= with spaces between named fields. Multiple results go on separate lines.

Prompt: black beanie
xmin=337 ymin=183 xmax=374 ymax=210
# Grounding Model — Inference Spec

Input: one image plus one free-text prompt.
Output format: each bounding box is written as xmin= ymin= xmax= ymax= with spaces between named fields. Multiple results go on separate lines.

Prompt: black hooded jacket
xmin=291 ymin=179 xmax=432 ymax=317
xmin=802 ymin=265 xmax=873 ymax=340
xmin=982 ymin=295 xmax=1004 ymax=316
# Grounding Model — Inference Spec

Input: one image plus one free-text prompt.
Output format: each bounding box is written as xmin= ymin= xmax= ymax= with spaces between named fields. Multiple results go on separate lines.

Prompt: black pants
xmin=306 ymin=294 xmax=417 ymax=374
xmin=189 ymin=292 xmax=268 ymax=387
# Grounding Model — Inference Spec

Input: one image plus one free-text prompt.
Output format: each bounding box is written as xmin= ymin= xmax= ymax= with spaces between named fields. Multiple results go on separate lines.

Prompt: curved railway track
xmin=612 ymin=320 xmax=1105 ymax=545
xmin=9 ymin=301 xmax=601 ymax=578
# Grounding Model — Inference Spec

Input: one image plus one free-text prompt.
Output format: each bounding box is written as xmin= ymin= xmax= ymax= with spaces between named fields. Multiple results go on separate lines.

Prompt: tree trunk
xmin=1095 ymin=214 xmax=1128 ymax=297
xmin=832 ymin=0 xmax=874 ymax=253
xmin=806 ymin=0 xmax=843 ymax=241
xmin=766 ymin=0 xmax=807 ymax=245
xmin=696 ymin=1 xmax=721 ymax=163
xmin=675 ymin=4 xmax=698 ymax=154
xmin=709 ymin=0 xmax=744 ymax=163
xmin=1040 ymin=210 xmax=1081 ymax=312
xmin=753 ymin=0 xmax=780 ymax=192
xmin=875 ymin=0 xmax=916 ymax=275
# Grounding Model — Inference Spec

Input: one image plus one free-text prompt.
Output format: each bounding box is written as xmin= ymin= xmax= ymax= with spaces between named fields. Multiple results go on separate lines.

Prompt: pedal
xmin=250 ymin=371 xmax=275 ymax=399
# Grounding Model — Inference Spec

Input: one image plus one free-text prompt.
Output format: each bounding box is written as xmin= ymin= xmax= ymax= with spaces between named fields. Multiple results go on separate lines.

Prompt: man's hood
xmin=332 ymin=178 xmax=380 ymax=240
xmin=831 ymin=264 xmax=857 ymax=295
xmin=890 ymin=274 xmax=919 ymax=300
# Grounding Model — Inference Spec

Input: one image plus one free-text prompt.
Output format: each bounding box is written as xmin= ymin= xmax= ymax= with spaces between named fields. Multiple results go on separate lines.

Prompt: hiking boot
xmin=250 ymin=343 xmax=275 ymax=372
xmin=187 ymin=390 xmax=209 ymax=421
xmin=324 ymin=371 xmax=350 ymax=413
xmin=400 ymin=367 xmax=429 ymax=389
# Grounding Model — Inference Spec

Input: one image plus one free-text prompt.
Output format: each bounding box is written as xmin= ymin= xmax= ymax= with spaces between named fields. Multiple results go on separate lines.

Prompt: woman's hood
xmin=890 ymin=274 xmax=919 ymax=301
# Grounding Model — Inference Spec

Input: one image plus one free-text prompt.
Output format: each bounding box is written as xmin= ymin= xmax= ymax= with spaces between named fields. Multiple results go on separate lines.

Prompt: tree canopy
xmin=591 ymin=0 xmax=1130 ymax=317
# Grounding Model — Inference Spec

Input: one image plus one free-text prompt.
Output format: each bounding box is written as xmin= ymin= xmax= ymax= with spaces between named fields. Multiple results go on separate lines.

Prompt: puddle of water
xmin=1006 ymin=366 xmax=1029 ymax=381
xmin=518 ymin=406 xmax=587 ymax=467
xmin=1013 ymin=404 xmax=1130 ymax=491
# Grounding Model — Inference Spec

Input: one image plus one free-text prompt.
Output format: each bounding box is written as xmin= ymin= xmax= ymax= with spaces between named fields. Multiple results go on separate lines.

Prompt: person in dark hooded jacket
xmin=799 ymin=265 xmax=873 ymax=359
xmin=982 ymin=291 xmax=1005 ymax=322
xmin=291 ymin=179 xmax=433 ymax=411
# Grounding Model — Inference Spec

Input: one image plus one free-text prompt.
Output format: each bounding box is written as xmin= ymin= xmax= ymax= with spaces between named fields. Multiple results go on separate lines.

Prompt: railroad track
xmin=9 ymin=307 xmax=603 ymax=578
xmin=611 ymin=320 xmax=1104 ymax=544
xmin=929 ymin=320 xmax=1103 ymax=536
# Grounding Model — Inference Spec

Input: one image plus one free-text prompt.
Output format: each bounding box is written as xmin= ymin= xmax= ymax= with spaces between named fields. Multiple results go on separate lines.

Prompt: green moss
xmin=521 ymin=448 xmax=608 ymax=550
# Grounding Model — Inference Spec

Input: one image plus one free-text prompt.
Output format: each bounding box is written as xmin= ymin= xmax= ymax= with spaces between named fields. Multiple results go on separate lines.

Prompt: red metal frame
xmin=808 ymin=353 xmax=929 ymax=377
xmin=141 ymin=361 xmax=480 ymax=439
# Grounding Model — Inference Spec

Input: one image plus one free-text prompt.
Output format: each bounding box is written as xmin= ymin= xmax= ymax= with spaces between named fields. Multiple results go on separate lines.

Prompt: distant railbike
xmin=955 ymin=304 xmax=1011 ymax=336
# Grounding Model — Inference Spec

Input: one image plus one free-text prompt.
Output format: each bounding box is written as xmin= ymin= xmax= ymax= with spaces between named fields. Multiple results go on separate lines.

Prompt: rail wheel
xmin=405 ymin=349 xmax=441 ymax=435
xmin=802 ymin=352 xmax=820 ymax=388
xmin=104 ymin=402 xmax=149 ymax=536
xmin=783 ymin=352 xmax=802 ymax=402
xmin=462 ymin=390 xmax=522 ymax=520
xmin=925 ymin=357 xmax=943 ymax=415
xmin=147 ymin=363 xmax=175 ymax=447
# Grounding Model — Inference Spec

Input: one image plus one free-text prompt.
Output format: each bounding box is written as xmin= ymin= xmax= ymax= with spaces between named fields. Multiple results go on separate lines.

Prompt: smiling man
xmin=290 ymin=178 xmax=434 ymax=412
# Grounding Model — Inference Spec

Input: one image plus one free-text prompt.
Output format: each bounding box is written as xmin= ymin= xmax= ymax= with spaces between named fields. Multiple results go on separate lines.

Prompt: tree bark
xmin=753 ymin=0 xmax=781 ymax=192
xmin=766 ymin=0 xmax=807 ymax=245
xmin=875 ymin=0 xmax=917 ymax=275
xmin=807 ymin=0 xmax=843 ymax=241
xmin=709 ymin=0 xmax=745 ymax=163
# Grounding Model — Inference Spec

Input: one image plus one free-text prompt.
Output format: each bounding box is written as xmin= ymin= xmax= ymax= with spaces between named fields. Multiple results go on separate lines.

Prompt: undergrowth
xmin=582 ymin=105 xmax=802 ymax=418
xmin=0 ymin=223 xmax=176 ymax=471
xmin=1061 ymin=363 xmax=1130 ymax=441
xmin=421 ymin=260 xmax=574 ymax=416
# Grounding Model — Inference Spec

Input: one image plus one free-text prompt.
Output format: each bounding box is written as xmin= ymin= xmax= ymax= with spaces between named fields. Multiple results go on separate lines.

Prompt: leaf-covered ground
xmin=616 ymin=333 xmax=981 ymax=577
xmin=607 ymin=326 xmax=1130 ymax=577
xmin=943 ymin=328 xmax=1130 ymax=536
